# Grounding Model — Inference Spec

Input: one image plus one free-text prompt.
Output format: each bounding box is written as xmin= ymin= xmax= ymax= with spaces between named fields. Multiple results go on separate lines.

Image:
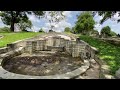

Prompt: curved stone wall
xmin=0 ymin=46 xmax=90 ymax=79
xmin=0 ymin=32 xmax=99 ymax=79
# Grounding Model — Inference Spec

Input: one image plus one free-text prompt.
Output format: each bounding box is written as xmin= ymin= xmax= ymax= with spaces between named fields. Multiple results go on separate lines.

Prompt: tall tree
xmin=0 ymin=11 xmax=44 ymax=32
xmin=75 ymin=12 xmax=95 ymax=35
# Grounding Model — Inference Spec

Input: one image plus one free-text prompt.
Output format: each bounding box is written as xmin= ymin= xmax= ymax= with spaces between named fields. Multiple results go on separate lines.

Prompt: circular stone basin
xmin=2 ymin=52 xmax=84 ymax=76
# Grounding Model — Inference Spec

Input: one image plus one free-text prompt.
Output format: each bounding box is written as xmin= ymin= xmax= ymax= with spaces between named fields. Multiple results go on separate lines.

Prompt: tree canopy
xmin=39 ymin=28 xmax=45 ymax=33
xmin=17 ymin=19 xmax=32 ymax=32
xmin=0 ymin=11 xmax=44 ymax=32
xmin=75 ymin=12 xmax=95 ymax=35
xmin=101 ymin=26 xmax=111 ymax=35
xmin=93 ymin=11 xmax=120 ymax=24
xmin=64 ymin=27 xmax=71 ymax=32
xmin=100 ymin=26 xmax=117 ymax=38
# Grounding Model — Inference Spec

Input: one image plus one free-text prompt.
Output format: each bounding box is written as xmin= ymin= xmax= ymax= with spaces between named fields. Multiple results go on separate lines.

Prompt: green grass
xmin=79 ymin=35 xmax=120 ymax=75
xmin=0 ymin=32 xmax=42 ymax=48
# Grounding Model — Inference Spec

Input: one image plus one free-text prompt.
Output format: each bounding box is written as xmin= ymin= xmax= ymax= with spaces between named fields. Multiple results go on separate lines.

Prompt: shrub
xmin=0 ymin=27 xmax=11 ymax=33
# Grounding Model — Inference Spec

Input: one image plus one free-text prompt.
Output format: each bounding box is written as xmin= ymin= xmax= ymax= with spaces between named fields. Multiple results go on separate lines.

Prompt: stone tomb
xmin=24 ymin=35 xmax=91 ymax=58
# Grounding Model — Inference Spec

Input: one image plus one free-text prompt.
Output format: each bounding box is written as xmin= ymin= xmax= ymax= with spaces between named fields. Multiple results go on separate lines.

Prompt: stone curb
xmin=94 ymin=55 xmax=115 ymax=79
xmin=0 ymin=50 xmax=90 ymax=79
xmin=0 ymin=40 xmax=90 ymax=79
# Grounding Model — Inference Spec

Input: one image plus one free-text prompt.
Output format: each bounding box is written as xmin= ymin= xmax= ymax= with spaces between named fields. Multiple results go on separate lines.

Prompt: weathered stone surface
xmin=115 ymin=68 xmax=120 ymax=78
xmin=24 ymin=34 xmax=95 ymax=58
xmin=0 ymin=47 xmax=8 ymax=54
xmin=101 ymin=65 xmax=110 ymax=74
xmin=103 ymin=74 xmax=115 ymax=79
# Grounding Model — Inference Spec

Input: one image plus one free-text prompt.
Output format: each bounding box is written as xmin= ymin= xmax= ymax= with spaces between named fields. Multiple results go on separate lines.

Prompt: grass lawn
xmin=0 ymin=32 xmax=42 ymax=48
xmin=79 ymin=35 xmax=120 ymax=75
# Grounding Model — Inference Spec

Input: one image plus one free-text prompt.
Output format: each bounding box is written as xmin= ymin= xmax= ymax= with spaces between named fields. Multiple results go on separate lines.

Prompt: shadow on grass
xmin=79 ymin=35 xmax=120 ymax=75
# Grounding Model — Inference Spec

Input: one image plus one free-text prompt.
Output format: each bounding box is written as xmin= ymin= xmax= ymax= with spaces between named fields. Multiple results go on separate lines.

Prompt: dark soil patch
xmin=3 ymin=52 xmax=83 ymax=76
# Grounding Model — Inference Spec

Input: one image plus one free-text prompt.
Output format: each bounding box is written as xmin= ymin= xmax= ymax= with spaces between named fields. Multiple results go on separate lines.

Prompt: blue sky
xmin=0 ymin=11 xmax=120 ymax=34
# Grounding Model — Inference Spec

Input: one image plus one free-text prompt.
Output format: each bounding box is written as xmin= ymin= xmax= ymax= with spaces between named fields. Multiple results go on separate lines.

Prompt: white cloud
xmin=42 ymin=18 xmax=72 ymax=32
xmin=41 ymin=11 xmax=72 ymax=32
xmin=27 ymin=26 xmax=40 ymax=32
xmin=28 ymin=14 xmax=41 ymax=23
xmin=63 ymin=11 xmax=72 ymax=17
xmin=93 ymin=14 xmax=120 ymax=34
xmin=0 ymin=17 xmax=6 ymax=27
xmin=94 ymin=13 xmax=103 ymax=23
xmin=112 ymin=12 xmax=120 ymax=20
xmin=94 ymin=23 xmax=102 ymax=33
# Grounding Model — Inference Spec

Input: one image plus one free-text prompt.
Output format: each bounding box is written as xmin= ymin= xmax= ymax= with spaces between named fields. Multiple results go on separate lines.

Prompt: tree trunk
xmin=10 ymin=11 xmax=15 ymax=32
xmin=10 ymin=21 xmax=14 ymax=32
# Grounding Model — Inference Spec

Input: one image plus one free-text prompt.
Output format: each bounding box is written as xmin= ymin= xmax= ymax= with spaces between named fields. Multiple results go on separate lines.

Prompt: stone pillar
xmin=26 ymin=41 xmax=33 ymax=54
xmin=60 ymin=38 xmax=65 ymax=47
xmin=72 ymin=44 xmax=80 ymax=57
xmin=38 ymin=40 xmax=45 ymax=51
xmin=65 ymin=40 xmax=72 ymax=55
xmin=56 ymin=36 xmax=61 ymax=47
xmin=32 ymin=41 xmax=37 ymax=53
xmin=78 ymin=44 xmax=86 ymax=60
xmin=36 ymin=40 xmax=40 ymax=51
xmin=47 ymin=37 xmax=53 ymax=47
xmin=53 ymin=36 xmax=61 ymax=47
xmin=44 ymin=39 xmax=47 ymax=50
xmin=85 ymin=45 xmax=91 ymax=59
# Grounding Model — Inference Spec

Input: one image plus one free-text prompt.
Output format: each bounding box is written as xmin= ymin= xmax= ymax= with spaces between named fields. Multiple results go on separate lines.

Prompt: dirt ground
xmin=3 ymin=51 xmax=84 ymax=76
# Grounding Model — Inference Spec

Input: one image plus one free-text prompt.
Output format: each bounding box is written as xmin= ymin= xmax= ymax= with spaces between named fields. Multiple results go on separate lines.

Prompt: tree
xmin=39 ymin=28 xmax=45 ymax=33
xmin=92 ymin=29 xmax=99 ymax=34
xmin=17 ymin=19 xmax=32 ymax=32
xmin=44 ymin=11 xmax=65 ymax=31
xmin=0 ymin=11 xmax=44 ymax=32
xmin=117 ymin=34 xmax=120 ymax=37
xmin=101 ymin=26 xmax=117 ymax=38
xmin=71 ymin=27 xmax=76 ymax=34
xmin=75 ymin=12 xmax=95 ymax=35
xmin=0 ymin=26 xmax=10 ymax=32
xmin=64 ymin=27 xmax=71 ymax=32
xmin=93 ymin=11 xmax=119 ymax=24
xmin=101 ymin=26 xmax=111 ymax=38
